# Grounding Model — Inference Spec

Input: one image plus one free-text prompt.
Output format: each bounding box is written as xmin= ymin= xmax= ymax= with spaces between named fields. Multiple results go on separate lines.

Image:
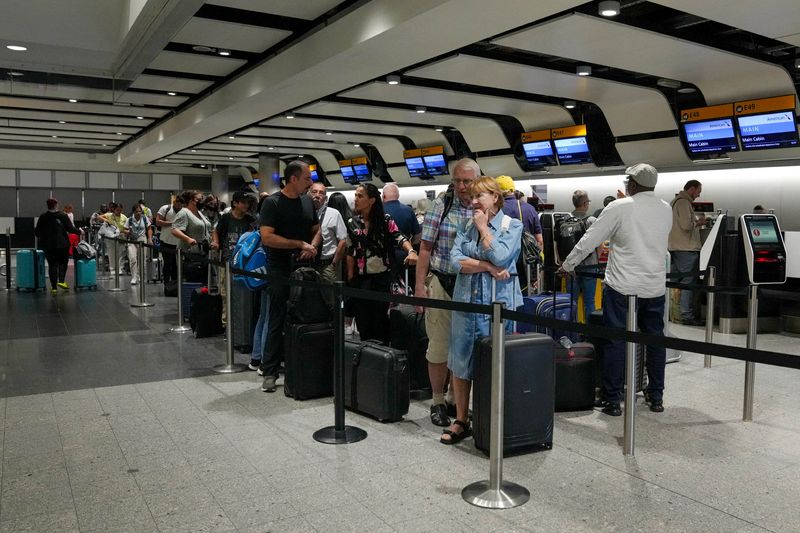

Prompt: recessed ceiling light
xmin=228 ymin=135 xmax=235 ymax=139
xmin=285 ymin=112 xmax=295 ymax=119
xmin=353 ymin=144 xmax=360 ymax=148
xmin=191 ymin=149 xmax=197 ymax=152
xmin=8 ymin=71 xmax=23 ymax=76
xmin=325 ymin=131 xmax=332 ymax=135
xmin=68 ymin=98 xmax=78 ymax=103
xmin=268 ymin=146 xmax=275 ymax=150
xmin=6 ymin=45 xmax=26 ymax=51
xmin=576 ymin=65 xmax=592 ymax=76
xmin=136 ymin=116 xmax=144 ymax=120
xmin=200 ymin=164 xmax=206 ymax=168
xmin=434 ymin=126 xmax=444 ymax=132
xmin=598 ymin=1 xmax=620 ymax=17
xmin=164 ymin=159 xmax=169 ymax=162
xmin=416 ymin=106 xmax=426 ymax=113
xmin=51 ymin=135 xmax=58 ymax=138
xmin=192 ymin=45 xmax=214 ymax=53
xmin=795 ymin=58 xmax=800 ymax=69
xmin=167 ymin=92 xmax=177 ymax=96
xmin=677 ymin=86 xmax=697 ymax=94
xmin=116 ymin=132 xmax=123 ymax=135
xmin=564 ymin=100 xmax=577 ymax=109
xmin=218 ymin=49 xmax=231 ymax=56
xmin=102 ymin=144 xmax=107 ymax=147
xmin=228 ymin=156 xmax=234 ymax=160
xmin=387 ymin=75 xmax=400 ymax=85
xmin=58 ymin=120 xmax=66 ymax=124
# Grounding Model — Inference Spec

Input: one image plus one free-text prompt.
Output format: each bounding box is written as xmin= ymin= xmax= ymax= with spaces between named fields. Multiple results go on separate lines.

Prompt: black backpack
xmin=554 ymin=216 xmax=588 ymax=264
xmin=287 ymin=267 xmax=333 ymax=324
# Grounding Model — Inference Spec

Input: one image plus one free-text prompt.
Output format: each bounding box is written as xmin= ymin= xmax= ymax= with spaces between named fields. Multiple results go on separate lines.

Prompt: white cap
xmin=625 ymin=163 xmax=658 ymax=187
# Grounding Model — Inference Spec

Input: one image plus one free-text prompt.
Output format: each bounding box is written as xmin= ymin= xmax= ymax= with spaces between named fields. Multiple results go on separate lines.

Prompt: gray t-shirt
xmin=571 ymin=209 xmax=598 ymax=266
xmin=172 ymin=209 xmax=211 ymax=250
xmin=157 ymin=205 xmax=182 ymax=246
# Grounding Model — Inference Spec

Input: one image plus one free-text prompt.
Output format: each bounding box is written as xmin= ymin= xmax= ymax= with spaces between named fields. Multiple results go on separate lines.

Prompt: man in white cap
xmin=559 ymin=163 xmax=672 ymax=416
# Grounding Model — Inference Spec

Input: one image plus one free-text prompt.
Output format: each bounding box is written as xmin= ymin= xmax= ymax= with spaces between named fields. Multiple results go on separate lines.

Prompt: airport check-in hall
xmin=1 ymin=0 xmax=800 ymax=531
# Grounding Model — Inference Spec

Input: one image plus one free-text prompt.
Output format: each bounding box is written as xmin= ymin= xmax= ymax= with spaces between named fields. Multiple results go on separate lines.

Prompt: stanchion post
xmin=213 ymin=260 xmax=247 ymax=373
xmin=462 ymin=300 xmax=530 ymax=509
xmin=314 ymin=281 xmax=367 ymax=444
xmin=106 ymin=238 xmax=127 ymax=292
xmin=170 ymin=248 xmax=191 ymax=333
xmin=3 ymin=227 xmax=10 ymax=290
xmin=704 ymin=266 xmax=716 ymax=368
xmin=743 ymin=284 xmax=758 ymax=421
xmin=131 ymin=242 xmax=154 ymax=308
xmin=623 ymin=294 xmax=637 ymax=456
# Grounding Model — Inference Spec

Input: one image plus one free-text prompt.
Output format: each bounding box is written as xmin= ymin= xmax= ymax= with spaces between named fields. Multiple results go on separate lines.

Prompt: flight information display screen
xmin=405 ymin=157 xmax=426 ymax=177
xmin=423 ymin=154 xmax=449 ymax=176
xmin=737 ymin=111 xmax=799 ymax=151
xmin=746 ymin=218 xmax=781 ymax=245
xmin=353 ymin=163 xmax=371 ymax=181
xmin=523 ymin=141 xmax=557 ymax=166
xmin=553 ymin=136 xmax=592 ymax=165
xmin=340 ymin=165 xmax=356 ymax=183
xmin=310 ymin=169 xmax=319 ymax=182
xmin=683 ymin=119 xmax=739 ymax=155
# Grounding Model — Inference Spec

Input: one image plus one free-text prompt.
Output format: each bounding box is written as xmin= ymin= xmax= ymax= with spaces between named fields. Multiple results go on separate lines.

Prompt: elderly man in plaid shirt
xmin=415 ymin=158 xmax=480 ymax=428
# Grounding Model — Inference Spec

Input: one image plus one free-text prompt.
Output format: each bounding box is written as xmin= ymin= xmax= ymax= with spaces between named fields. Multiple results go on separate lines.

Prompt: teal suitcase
xmin=16 ymin=249 xmax=45 ymax=291
xmin=75 ymin=258 xmax=97 ymax=290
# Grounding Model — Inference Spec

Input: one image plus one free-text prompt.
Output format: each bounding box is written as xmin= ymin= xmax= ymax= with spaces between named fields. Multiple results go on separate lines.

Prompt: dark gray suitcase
xmin=344 ymin=340 xmax=409 ymax=422
xmin=388 ymin=305 xmax=430 ymax=392
xmin=230 ymin=279 xmax=259 ymax=353
xmin=588 ymin=310 xmax=647 ymax=394
xmin=554 ymin=341 xmax=596 ymax=412
xmin=473 ymin=333 xmax=554 ymax=456
xmin=283 ymin=322 xmax=334 ymax=400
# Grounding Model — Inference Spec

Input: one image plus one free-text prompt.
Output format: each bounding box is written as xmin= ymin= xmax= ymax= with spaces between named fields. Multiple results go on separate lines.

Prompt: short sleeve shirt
xmin=420 ymin=196 xmax=473 ymax=275
xmin=259 ymin=192 xmax=319 ymax=271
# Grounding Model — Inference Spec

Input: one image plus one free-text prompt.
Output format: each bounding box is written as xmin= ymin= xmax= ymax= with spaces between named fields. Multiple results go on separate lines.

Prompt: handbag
xmin=517 ymin=200 xmax=542 ymax=266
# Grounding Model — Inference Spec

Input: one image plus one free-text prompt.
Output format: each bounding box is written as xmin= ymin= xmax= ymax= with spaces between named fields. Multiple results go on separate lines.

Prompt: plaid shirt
xmin=421 ymin=196 xmax=473 ymax=275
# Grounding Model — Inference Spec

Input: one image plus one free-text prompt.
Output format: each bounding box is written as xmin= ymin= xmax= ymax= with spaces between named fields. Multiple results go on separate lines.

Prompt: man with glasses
xmin=559 ymin=164 xmax=672 ymax=415
xmin=415 ymin=158 xmax=480 ymax=427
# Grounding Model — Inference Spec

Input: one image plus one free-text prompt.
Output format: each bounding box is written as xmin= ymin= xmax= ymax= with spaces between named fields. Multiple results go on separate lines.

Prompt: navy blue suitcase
xmin=517 ymin=292 xmax=579 ymax=342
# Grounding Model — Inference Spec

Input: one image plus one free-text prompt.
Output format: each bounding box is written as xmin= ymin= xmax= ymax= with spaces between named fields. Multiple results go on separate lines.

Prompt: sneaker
xmin=57 ymin=282 xmax=69 ymax=290
xmin=601 ymin=403 xmax=622 ymax=417
xmin=261 ymin=375 xmax=277 ymax=393
xmin=248 ymin=360 xmax=260 ymax=371
xmin=130 ymin=279 xmax=138 ymax=285
xmin=344 ymin=323 xmax=355 ymax=335
xmin=257 ymin=367 xmax=265 ymax=376
xmin=643 ymin=391 xmax=664 ymax=413
xmin=50 ymin=288 xmax=58 ymax=296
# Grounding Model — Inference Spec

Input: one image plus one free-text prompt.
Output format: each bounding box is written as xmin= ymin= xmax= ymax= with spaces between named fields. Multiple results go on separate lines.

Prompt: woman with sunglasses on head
xmin=440 ymin=176 xmax=522 ymax=445
xmin=346 ymin=183 xmax=417 ymax=343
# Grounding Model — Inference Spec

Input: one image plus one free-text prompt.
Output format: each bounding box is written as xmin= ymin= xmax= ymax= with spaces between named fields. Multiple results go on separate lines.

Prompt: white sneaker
xmin=344 ymin=323 xmax=354 ymax=335
xmin=130 ymin=279 xmax=138 ymax=285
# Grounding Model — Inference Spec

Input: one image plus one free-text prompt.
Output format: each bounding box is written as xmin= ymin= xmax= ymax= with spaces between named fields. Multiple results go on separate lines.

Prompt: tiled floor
xmin=0 ymin=276 xmax=799 ymax=532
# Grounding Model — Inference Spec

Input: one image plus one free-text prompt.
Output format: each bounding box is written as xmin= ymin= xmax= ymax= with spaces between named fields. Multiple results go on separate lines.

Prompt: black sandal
xmin=440 ymin=419 xmax=472 ymax=445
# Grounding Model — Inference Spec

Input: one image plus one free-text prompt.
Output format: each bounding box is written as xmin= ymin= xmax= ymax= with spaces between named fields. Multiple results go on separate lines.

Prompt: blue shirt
xmin=383 ymin=200 xmax=420 ymax=240
xmin=502 ymin=196 xmax=542 ymax=235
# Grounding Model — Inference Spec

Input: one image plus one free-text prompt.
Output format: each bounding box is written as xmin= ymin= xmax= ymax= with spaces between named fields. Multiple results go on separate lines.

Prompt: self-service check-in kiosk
xmin=740 ymin=214 xmax=786 ymax=421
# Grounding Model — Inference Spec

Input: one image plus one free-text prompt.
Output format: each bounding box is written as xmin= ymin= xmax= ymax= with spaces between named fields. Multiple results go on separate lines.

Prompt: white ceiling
xmin=207 ymin=0 xmax=343 ymax=20
xmin=171 ymin=17 xmax=291 ymax=54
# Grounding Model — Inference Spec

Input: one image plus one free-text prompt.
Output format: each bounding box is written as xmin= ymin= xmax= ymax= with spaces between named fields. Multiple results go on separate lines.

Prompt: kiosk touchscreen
xmin=740 ymin=214 xmax=787 ymax=285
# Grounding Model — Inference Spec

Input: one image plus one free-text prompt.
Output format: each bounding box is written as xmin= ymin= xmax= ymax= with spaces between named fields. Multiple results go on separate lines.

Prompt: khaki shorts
xmin=424 ymin=273 xmax=452 ymax=364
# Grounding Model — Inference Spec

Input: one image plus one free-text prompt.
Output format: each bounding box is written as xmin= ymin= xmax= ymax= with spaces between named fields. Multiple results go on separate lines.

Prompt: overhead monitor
xmin=682 ymin=119 xmax=739 ymax=156
xmin=736 ymin=111 xmax=799 ymax=151
xmin=338 ymin=159 xmax=356 ymax=184
xmin=521 ymin=130 xmax=556 ymax=167
xmin=309 ymin=164 xmax=319 ymax=182
xmin=405 ymin=156 xmax=426 ymax=177
xmin=351 ymin=157 xmax=372 ymax=182
xmin=553 ymin=136 xmax=592 ymax=165
xmin=422 ymin=153 xmax=449 ymax=176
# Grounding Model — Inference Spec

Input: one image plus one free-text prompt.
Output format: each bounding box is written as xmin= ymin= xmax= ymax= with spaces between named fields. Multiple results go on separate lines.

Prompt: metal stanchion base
xmin=313 ymin=425 xmax=367 ymax=445
xmin=170 ymin=325 xmax=192 ymax=333
xmin=107 ymin=287 xmax=128 ymax=292
xmin=131 ymin=302 xmax=154 ymax=308
xmin=212 ymin=363 xmax=248 ymax=374
xmin=462 ymin=481 xmax=530 ymax=509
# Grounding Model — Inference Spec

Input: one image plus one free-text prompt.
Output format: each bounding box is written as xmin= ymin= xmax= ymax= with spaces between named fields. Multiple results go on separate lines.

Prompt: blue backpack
xmin=231 ymin=231 xmax=268 ymax=290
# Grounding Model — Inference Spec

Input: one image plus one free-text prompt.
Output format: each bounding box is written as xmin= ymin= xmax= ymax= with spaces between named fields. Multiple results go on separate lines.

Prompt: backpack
xmin=554 ymin=216 xmax=588 ymax=264
xmin=287 ymin=267 xmax=332 ymax=324
xmin=516 ymin=200 xmax=542 ymax=266
xmin=231 ymin=230 xmax=268 ymax=290
xmin=75 ymin=240 xmax=97 ymax=260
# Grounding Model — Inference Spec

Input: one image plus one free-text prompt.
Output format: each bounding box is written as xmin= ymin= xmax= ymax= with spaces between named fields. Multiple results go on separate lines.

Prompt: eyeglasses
xmin=453 ymin=178 xmax=474 ymax=186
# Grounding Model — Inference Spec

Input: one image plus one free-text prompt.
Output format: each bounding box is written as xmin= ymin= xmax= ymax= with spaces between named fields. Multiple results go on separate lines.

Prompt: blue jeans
xmin=250 ymin=289 xmax=270 ymax=363
xmin=572 ymin=275 xmax=596 ymax=322
xmin=602 ymin=287 xmax=667 ymax=404
xmin=671 ymin=251 xmax=699 ymax=321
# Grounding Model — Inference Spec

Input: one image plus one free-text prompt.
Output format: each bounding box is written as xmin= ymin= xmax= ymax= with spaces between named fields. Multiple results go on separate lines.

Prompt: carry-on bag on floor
xmin=147 ymin=257 xmax=162 ymax=283
xmin=587 ymin=309 xmax=647 ymax=394
xmin=287 ymin=266 xmax=332 ymax=324
xmin=283 ymin=322 xmax=334 ymax=400
xmin=344 ymin=340 xmax=409 ymax=422
xmin=16 ymin=249 xmax=46 ymax=291
xmin=473 ymin=333 xmax=554 ymax=456
xmin=74 ymin=258 xmax=97 ymax=290
xmin=189 ymin=288 xmax=223 ymax=338
xmin=231 ymin=278 xmax=259 ymax=353
xmin=554 ymin=338 xmax=596 ymax=412
xmin=164 ymin=279 xmax=178 ymax=297
xmin=388 ymin=269 xmax=430 ymax=392
xmin=182 ymin=282 xmax=203 ymax=321
xmin=517 ymin=291 xmax=579 ymax=342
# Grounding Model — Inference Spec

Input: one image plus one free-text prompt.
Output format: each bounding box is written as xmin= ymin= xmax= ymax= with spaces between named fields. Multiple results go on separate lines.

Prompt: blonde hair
xmin=470 ymin=176 xmax=504 ymax=211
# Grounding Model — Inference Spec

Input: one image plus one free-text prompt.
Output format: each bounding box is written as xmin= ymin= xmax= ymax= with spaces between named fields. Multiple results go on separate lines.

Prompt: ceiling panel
xmin=129 ymin=75 xmax=213 ymax=94
xmin=260 ymin=116 xmax=446 ymax=146
xmin=0 ymin=135 xmax=111 ymax=146
xmin=7 ymin=120 xmax=141 ymax=134
xmin=172 ymin=17 xmax=291 ymax=53
xmin=407 ymin=55 xmax=676 ymax=136
xmin=116 ymin=91 xmax=189 ymax=107
xmin=341 ymin=81 xmax=573 ymax=131
xmin=206 ymin=0 xmax=342 ymax=20
xmin=298 ymin=101 xmax=508 ymax=151
xmin=0 ymin=108 xmax=152 ymax=127
xmin=0 ymin=81 xmax=123 ymax=105
xmin=615 ymin=138 xmax=691 ymax=168
xmin=494 ymin=13 xmax=795 ymax=105
xmin=149 ymin=51 xmax=247 ymax=77
xmin=0 ymin=94 xmax=165 ymax=118
xmin=0 ymin=127 xmax=128 ymax=141
xmin=653 ymin=0 xmax=800 ymax=45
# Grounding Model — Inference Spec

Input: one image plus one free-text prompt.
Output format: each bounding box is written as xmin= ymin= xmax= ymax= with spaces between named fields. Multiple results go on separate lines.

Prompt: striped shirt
xmin=421 ymin=196 xmax=473 ymax=275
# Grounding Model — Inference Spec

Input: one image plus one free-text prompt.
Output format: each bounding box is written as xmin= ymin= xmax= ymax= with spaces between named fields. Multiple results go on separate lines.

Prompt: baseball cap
xmin=625 ymin=163 xmax=658 ymax=188
xmin=495 ymin=175 xmax=515 ymax=193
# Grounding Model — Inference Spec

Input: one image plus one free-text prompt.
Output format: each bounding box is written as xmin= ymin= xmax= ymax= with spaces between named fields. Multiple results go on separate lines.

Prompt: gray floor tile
xmin=74 ymin=494 xmax=152 ymax=532
xmin=0 ymin=508 xmax=80 ymax=533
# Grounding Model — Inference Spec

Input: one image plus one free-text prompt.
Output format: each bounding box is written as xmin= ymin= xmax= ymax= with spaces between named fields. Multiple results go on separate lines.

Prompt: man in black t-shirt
xmin=258 ymin=161 xmax=320 ymax=392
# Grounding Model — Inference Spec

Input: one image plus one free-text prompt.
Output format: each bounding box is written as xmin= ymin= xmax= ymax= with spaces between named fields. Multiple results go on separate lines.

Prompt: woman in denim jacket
xmin=440 ymin=176 xmax=522 ymax=445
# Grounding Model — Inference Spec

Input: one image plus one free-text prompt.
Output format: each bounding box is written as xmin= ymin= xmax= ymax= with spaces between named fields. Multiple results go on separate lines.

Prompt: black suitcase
xmin=231 ymin=279 xmax=259 ymax=353
xmin=287 ymin=267 xmax=332 ymax=324
xmin=283 ymin=322 xmax=334 ymax=400
xmin=164 ymin=279 xmax=177 ymax=297
xmin=388 ymin=305 xmax=430 ymax=392
xmin=473 ymin=333 xmax=554 ymax=456
xmin=588 ymin=310 xmax=647 ymax=394
xmin=189 ymin=289 xmax=223 ymax=338
xmin=554 ymin=341 xmax=596 ymax=412
xmin=344 ymin=340 xmax=409 ymax=422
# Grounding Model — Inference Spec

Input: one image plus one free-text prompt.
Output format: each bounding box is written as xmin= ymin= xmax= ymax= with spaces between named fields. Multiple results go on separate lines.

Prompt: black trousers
xmin=352 ymin=271 xmax=392 ymax=344
xmin=261 ymin=268 xmax=291 ymax=378
xmin=43 ymin=248 xmax=69 ymax=288
xmin=161 ymin=242 xmax=177 ymax=284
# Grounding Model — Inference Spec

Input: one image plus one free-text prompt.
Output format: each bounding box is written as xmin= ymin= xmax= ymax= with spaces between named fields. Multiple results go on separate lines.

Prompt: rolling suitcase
xmin=16 ymin=249 xmax=45 ymax=291
xmin=554 ymin=338 xmax=596 ymax=411
xmin=189 ymin=288 xmax=223 ymax=338
xmin=182 ymin=282 xmax=203 ymax=321
xmin=388 ymin=270 xmax=430 ymax=392
xmin=74 ymin=258 xmax=97 ymax=290
xmin=344 ymin=340 xmax=409 ymax=422
xmin=283 ymin=322 xmax=334 ymax=400
xmin=587 ymin=310 xmax=647 ymax=394
xmin=473 ymin=333 xmax=554 ymax=456
xmin=147 ymin=257 xmax=162 ymax=283
xmin=517 ymin=291 xmax=579 ymax=342
xmin=231 ymin=279 xmax=259 ymax=353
